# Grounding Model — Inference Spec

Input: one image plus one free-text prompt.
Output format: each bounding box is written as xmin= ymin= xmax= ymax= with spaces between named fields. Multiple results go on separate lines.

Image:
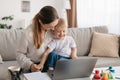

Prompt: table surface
xmin=23 ymin=66 xmax=120 ymax=80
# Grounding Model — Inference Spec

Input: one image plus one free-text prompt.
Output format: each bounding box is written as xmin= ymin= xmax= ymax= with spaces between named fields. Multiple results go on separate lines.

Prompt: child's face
xmin=54 ymin=26 xmax=67 ymax=40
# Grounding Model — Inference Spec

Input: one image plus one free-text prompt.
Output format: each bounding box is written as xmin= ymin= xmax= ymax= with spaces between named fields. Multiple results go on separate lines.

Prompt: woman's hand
xmin=30 ymin=64 xmax=40 ymax=72
xmin=37 ymin=63 xmax=44 ymax=71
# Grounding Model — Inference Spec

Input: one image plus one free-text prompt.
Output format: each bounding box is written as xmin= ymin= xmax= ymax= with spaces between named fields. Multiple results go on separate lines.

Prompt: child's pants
xmin=47 ymin=51 xmax=70 ymax=69
xmin=42 ymin=51 xmax=70 ymax=72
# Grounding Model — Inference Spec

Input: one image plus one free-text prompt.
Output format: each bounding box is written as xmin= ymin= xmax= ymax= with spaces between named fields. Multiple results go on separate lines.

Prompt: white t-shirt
xmin=48 ymin=36 xmax=76 ymax=57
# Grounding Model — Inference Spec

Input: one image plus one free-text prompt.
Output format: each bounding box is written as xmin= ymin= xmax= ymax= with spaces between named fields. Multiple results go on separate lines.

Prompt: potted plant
xmin=0 ymin=15 xmax=14 ymax=29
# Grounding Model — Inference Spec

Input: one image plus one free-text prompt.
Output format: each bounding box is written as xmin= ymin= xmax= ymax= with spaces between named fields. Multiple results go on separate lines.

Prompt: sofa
xmin=0 ymin=26 xmax=120 ymax=80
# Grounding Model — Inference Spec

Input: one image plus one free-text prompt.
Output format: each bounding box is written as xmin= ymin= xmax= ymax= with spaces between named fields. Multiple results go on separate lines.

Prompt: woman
xmin=16 ymin=6 xmax=59 ymax=72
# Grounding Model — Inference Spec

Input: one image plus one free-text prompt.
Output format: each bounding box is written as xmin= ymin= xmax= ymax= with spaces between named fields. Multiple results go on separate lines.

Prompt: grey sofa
xmin=0 ymin=26 xmax=120 ymax=80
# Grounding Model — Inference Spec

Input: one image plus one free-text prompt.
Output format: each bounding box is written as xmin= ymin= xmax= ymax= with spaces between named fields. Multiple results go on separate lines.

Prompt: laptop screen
xmin=50 ymin=58 xmax=97 ymax=80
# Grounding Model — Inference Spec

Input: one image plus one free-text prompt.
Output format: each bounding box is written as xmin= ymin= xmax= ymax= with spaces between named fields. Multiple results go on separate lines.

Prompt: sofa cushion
xmin=0 ymin=29 xmax=23 ymax=61
xmin=68 ymin=28 xmax=92 ymax=56
xmin=94 ymin=57 xmax=120 ymax=68
xmin=89 ymin=32 xmax=119 ymax=57
xmin=0 ymin=54 xmax=3 ymax=64
xmin=119 ymin=36 xmax=120 ymax=56
xmin=77 ymin=56 xmax=120 ymax=68
xmin=67 ymin=26 xmax=108 ymax=56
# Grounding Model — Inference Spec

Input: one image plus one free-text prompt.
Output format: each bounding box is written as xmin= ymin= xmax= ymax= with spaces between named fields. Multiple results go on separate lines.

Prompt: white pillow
xmin=0 ymin=54 xmax=3 ymax=64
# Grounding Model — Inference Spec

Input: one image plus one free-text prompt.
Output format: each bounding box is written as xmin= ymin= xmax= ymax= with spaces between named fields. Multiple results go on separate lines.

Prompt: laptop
xmin=48 ymin=58 xmax=97 ymax=80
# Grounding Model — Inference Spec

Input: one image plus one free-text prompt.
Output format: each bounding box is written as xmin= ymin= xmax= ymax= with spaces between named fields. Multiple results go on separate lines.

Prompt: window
xmin=77 ymin=0 xmax=120 ymax=34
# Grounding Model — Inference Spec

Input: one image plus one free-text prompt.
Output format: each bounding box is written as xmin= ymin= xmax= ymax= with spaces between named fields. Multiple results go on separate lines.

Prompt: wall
xmin=0 ymin=0 xmax=67 ymax=29
xmin=77 ymin=0 xmax=120 ymax=34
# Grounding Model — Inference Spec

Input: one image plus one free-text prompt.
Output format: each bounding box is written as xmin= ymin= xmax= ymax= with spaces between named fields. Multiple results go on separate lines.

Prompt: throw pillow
xmin=119 ymin=36 xmax=120 ymax=56
xmin=89 ymin=32 xmax=119 ymax=57
xmin=0 ymin=54 xmax=3 ymax=64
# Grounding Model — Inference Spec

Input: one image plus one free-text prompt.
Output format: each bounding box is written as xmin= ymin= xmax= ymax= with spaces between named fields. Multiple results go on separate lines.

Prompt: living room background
xmin=77 ymin=0 xmax=120 ymax=34
xmin=0 ymin=0 xmax=120 ymax=34
xmin=0 ymin=0 xmax=67 ymax=29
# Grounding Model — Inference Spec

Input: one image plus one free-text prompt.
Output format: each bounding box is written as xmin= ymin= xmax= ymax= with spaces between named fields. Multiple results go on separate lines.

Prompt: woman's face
xmin=40 ymin=19 xmax=59 ymax=30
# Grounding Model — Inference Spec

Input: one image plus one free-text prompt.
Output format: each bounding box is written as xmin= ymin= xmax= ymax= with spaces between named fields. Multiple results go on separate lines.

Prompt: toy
xmin=108 ymin=72 xmax=114 ymax=79
xmin=93 ymin=70 xmax=101 ymax=80
xmin=106 ymin=66 xmax=115 ymax=80
xmin=101 ymin=72 xmax=108 ymax=80
xmin=106 ymin=66 xmax=115 ymax=73
xmin=100 ymin=70 xmax=104 ymax=77
xmin=93 ymin=66 xmax=115 ymax=80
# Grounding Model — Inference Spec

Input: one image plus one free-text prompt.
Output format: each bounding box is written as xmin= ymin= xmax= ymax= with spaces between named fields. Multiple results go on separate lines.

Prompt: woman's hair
xmin=33 ymin=6 xmax=59 ymax=49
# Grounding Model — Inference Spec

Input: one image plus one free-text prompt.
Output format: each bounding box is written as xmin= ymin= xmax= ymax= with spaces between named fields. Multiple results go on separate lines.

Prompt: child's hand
xmin=71 ymin=56 xmax=78 ymax=59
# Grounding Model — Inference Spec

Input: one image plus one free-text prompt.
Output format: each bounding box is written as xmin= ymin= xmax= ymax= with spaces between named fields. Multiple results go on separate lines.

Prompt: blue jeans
xmin=42 ymin=51 xmax=70 ymax=72
xmin=47 ymin=51 xmax=70 ymax=68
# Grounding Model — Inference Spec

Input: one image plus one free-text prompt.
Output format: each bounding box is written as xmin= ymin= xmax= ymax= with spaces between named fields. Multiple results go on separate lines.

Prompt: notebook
xmin=48 ymin=58 xmax=97 ymax=80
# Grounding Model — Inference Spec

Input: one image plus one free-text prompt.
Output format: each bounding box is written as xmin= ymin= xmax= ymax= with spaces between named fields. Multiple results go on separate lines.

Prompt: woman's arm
xmin=70 ymin=48 xmax=78 ymax=59
xmin=16 ymin=31 xmax=33 ymax=71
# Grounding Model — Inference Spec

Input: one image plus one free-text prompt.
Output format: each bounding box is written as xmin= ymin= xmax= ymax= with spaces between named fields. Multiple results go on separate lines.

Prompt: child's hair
xmin=55 ymin=18 xmax=67 ymax=29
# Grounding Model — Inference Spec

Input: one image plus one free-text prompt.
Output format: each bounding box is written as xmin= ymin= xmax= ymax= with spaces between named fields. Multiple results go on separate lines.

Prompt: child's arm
xmin=37 ymin=47 xmax=51 ymax=71
xmin=70 ymin=47 xmax=77 ymax=59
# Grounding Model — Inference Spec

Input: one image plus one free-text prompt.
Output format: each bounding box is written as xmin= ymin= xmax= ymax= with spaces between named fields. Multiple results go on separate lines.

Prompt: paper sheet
xmin=24 ymin=72 xmax=51 ymax=80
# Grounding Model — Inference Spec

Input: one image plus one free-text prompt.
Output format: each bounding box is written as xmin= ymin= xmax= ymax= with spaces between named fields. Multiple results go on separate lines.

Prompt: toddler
xmin=40 ymin=18 xmax=77 ymax=71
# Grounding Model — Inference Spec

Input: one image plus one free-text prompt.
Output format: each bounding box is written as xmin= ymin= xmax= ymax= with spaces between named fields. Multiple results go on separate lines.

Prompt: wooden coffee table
xmin=23 ymin=66 xmax=120 ymax=80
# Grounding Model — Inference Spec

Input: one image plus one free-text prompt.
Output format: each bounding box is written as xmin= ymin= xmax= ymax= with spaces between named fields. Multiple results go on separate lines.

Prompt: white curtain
xmin=77 ymin=0 xmax=120 ymax=34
